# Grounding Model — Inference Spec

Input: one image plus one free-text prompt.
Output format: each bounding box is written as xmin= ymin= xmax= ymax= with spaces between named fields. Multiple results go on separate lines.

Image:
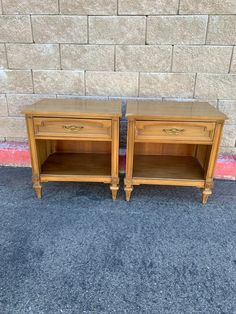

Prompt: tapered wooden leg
xmin=125 ymin=186 xmax=133 ymax=202
xmin=33 ymin=182 xmax=42 ymax=199
xmin=202 ymin=192 xmax=209 ymax=204
xmin=32 ymin=174 xmax=42 ymax=199
xmin=110 ymin=176 xmax=119 ymax=201
xmin=110 ymin=185 xmax=119 ymax=201
xmin=124 ymin=177 xmax=133 ymax=201
xmin=202 ymin=180 xmax=213 ymax=204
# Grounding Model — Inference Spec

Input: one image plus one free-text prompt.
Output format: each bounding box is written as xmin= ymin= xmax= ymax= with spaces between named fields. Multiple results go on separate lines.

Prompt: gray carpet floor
xmin=0 ymin=167 xmax=236 ymax=314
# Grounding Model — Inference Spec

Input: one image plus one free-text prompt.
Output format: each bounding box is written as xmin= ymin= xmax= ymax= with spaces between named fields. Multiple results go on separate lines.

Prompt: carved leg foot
xmin=125 ymin=187 xmax=133 ymax=202
xmin=110 ymin=177 xmax=119 ymax=201
xmin=202 ymin=182 xmax=213 ymax=205
xmin=202 ymin=192 xmax=210 ymax=204
xmin=124 ymin=178 xmax=133 ymax=201
xmin=110 ymin=185 xmax=119 ymax=201
xmin=33 ymin=182 xmax=42 ymax=199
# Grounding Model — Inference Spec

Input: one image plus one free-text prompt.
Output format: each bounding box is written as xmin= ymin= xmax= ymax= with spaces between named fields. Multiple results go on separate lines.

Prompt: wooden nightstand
xmin=23 ymin=99 xmax=122 ymax=200
xmin=124 ymin=101 xmax=227 ymax=204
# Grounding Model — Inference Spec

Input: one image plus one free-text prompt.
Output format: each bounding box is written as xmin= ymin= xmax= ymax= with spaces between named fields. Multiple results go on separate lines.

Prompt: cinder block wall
xmin=0 ymin=0 xmax=236 ymax=153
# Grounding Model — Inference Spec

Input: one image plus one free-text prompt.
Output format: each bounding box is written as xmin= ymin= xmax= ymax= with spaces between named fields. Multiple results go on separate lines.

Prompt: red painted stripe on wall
xmin=214 ymin=154 xmax=236 ymax=180
xmin=0 ymin=142 xmax=30 ymax=167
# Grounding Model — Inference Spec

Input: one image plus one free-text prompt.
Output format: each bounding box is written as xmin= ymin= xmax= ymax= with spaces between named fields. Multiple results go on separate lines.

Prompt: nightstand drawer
xmin=33 ymin=118 xmax=112 ymax=139
xmin=135 ymin=121 xmax=215 ymax=142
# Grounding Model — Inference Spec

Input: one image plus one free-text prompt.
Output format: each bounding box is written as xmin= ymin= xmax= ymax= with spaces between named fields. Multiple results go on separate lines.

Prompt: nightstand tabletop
xmin=126 ymin=101 xmax=227 ymax=121
xmin=22 ymin=99 xmax=122 ymax=118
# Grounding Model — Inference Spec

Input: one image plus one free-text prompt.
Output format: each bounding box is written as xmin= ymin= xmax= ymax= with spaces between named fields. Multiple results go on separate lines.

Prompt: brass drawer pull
xmin=63 ymin=125 xmax=84 ymax=132
xmin=163 ymin=128 xmax=185 ymax=135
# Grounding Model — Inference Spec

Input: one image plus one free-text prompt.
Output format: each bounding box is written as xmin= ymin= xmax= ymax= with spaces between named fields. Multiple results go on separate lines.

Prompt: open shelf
xmin=133 ymin=155 xmax=205 ymax=181
xmin=41 ymin=152 xmax=111 ymax=178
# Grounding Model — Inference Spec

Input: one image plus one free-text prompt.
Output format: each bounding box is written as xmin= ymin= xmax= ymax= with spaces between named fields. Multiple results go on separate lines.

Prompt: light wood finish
xmin=133 ymin=155 xmax=204 ymax=181
xmin=202 ymin=123 xmax=223 ymax=204
xmin=41 ymin=153 xmax=111 ymax=177
xmin=56 ymin=140 xmax=111 ymax=154
xmin=126 ymin=101 xmax=227 ymax=121
xmin=23 ymin=99 xmax=121 ymax=200
xmin=134 ymin=143 xmax=196 ymax=156
xmin=22 ymin=99 xmax=121 ymax=118
xmin=124 ymin=118 xmax=135 ymax=201
xmin=110 ymin=118 xmax=120 ymax=201
xmin=135 ymin=121 xmax=215 ymax=143
xmin=125 ymin=101 xmax=227 ymax=204
xmin=34 ymin=118 xmax=112 ymax=140
xmin=26 ymin=116 xmax=42 ymax=199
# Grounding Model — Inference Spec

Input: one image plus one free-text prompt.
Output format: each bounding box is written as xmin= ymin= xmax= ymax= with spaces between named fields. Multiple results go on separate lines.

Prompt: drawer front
xmin=135 ymin=121 xmax=215 ymax=142
xmin=34 ymin=118 xmax=112 ymax=139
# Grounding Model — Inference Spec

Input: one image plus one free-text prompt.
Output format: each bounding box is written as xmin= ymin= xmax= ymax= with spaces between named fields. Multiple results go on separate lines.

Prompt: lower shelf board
xmin=41 ymin=152 xmax=111 ymax=179
xmin=133 ymin=155 xmax=205 ymax=181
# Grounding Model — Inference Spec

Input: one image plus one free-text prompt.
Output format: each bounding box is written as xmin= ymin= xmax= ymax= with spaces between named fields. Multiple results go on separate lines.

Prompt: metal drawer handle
xmin=163 ymin=128 xmax=185 ymax=135
xmin=63 ymin=125 xmax=84 ymax=132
